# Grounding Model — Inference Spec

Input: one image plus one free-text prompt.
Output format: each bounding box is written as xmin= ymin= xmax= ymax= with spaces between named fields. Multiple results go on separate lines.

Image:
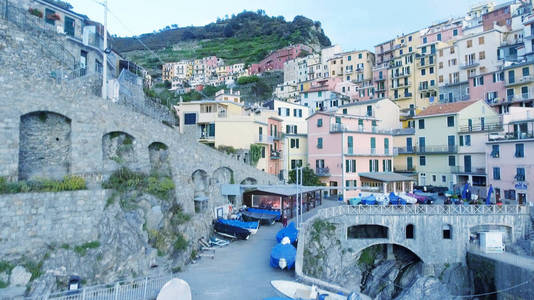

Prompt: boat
xmin=217 ymin=218 xmax=260 ymax=234
xmin=156 ymin=278 xmax=191 ymax=300
xmin=407 ymin=192 xmax=432 ymax=204
xmin=242 ymin=207 xmax=281 ymax=224
xmin=388 ymin=192 xmax=406 ymax=205
xmin=376 ymin=194 xmax=388 ymax=205
xmin=276 ymin=221 xmax=298 ymax=243
xmin=348 ymin=197 xmax=362 ymax=206
xmin=398 ymin=192 xmax=417 ymax=204
xmin=271 ymin=280 xmax=371 ymax=300
xmin=213 ymin=219 xmax=251 ymax=240
xmin=270 ymin=237 xmax=297 ymax=270
xmin=360 ymin=194 xmax=376 ymax=205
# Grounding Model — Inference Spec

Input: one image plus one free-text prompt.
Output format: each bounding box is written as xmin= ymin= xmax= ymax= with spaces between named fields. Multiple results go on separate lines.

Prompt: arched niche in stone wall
xmin=18 ymin=111 xmax=72 ymax=180
xmin=102 ymin=131 xmax=136 ymax=172
xmin=148 ymin=142 xmax=171 ymax=177
xmin=211 ymin=167 xmax=234 ymax=185
xmin=192 ymin=169 xmax=209 ymax=213
xmin=240 ymin=177 xmax=257 ymax=185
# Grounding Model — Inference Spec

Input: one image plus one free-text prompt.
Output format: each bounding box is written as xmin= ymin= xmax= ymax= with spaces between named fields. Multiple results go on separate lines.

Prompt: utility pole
xmin=101 ymin=0 xmax=108 ymax=99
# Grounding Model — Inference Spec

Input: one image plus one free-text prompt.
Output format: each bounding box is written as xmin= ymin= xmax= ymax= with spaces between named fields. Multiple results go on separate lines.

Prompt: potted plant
xmin=28 ymin=8 xmax=43 ymax=18
xmin=47 ymin=13 xmax=61 ymax=21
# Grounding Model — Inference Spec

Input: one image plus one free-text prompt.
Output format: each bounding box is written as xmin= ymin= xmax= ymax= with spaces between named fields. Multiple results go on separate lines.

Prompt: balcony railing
xmin=488 ymin=131 xmax=534 ymax=141
xmin=416 ymin=145 xmax=458 ymax=154
xmin=450 ymin=166 xmax=486 ymax=175
xmin=199 ymin=133 xmax=215 ymax=140
xmin=505 ymin=76 xmax=534 ymax=86
xmin=394 ymin=146 xmax=417 ymax=155
xmin=316 ymin=167 xmax=330 ymax=177
xmin=457 ymin=122 xmax=503 ymax=133
xmin=394 ymin=93 xmax=413 ymax=100
xmin=418 ymin=84 xmax=437 ymax=91
xmin=256 ymin=135 xmax=274 ymax=144
xmin=391 ymin=72 xmax=410 ymax=78
xmin=394 ymin=167 xmax=416 ymax=173
xmin=330 ymin=123 xmax=393 ymax=134
xmin=506 ymin=93 xmax=533 ymax=103
xmin=460 ymin=61 xmax=479 ymax=69
xmin=345 ymin=148 xmax=390 ymax=156
xmin=271 ymin=132 xmax=283 ymax=141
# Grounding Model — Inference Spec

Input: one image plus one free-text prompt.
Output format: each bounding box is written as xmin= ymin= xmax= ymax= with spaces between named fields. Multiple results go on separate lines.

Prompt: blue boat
xmin=213 ymin=219 xmax=251 ymax=240
xmin=349 ymin=197 xmax=362 ymax=205
xmin=360 ymin=194 xmax=376 ymax=205
xmin=242 ymin=208 xmax=281 ymax=224
xmin=217 ymin=218 xmax=260 ymax=234
xmin=276 ymin=222 xmax=298 ymax=243
xmin=270 ymin=239 xmax=297 ymax=270
xmin=388 ymin=192 xmax=406 ymax=205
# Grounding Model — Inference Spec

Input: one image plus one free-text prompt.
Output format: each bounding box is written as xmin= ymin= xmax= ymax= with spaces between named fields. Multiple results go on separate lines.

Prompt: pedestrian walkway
xmin=179 ymin=199 xmax=343 ymax=300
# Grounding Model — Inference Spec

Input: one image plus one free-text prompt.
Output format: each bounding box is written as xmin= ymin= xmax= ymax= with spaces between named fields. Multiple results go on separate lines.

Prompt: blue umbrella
xmin=486 ymin=184 xmax=494 ymax=205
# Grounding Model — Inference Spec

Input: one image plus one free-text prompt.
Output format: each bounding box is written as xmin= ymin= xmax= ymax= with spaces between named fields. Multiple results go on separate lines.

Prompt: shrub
xmin=146 ymin=176 xmax=175 ymax=200
xmin=74 ymin=241 xmax=100 ymax=256
xmin=23 ymin=260 xmax=43 ymax=281
xmin=28 ymin=8 xmax=43 ymax=18
xmin=0 ymin=261 xmax=14 ymax=274
xmin=0 ymin=176 xmax=86 ymax=194
xmin=174 ymin=234 xmax=188 ymax=251
xmin=237 ymin=75 xmax=259 ymax=85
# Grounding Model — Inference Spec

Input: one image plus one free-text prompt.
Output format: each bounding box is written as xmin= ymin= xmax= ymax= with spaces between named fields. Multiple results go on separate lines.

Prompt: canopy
xmin=270 ymin=242 xmax=297 ymax=269
xmin=276 ymin=222 xmax=298 ymax=243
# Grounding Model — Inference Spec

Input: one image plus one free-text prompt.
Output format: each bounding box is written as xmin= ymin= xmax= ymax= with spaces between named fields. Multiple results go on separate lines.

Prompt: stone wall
xmin=0 ymin=190 xmax=108 ymax=259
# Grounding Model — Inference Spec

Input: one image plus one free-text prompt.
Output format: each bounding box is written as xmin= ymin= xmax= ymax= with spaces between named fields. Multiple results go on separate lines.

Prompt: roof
xmin=358 ymin=172 xmax=415 ymax=182
xmin=414 ymin=100 xmax=478 ymax=118
xmin=247 ymin=185 xmax=322 ymax=196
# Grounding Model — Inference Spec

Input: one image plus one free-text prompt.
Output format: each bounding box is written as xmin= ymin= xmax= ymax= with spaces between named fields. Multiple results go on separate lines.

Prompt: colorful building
xmin=250 ymin=44 xmax=313 ymax=74
xmin=414 ymin=100 xmax=501 ymax=196
xmin=486 ymin=107 xmax=534 ymax=204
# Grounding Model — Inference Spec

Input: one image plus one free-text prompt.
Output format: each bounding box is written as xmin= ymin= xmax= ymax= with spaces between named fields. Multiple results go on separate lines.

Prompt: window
xmin=523 ymin=67 xmax=530 ymax=77
xmin=347 ymin=136 xmax=353 ymax=153
xmin=418 ymin=119 xmax=425 ymax=129
xmin=291 ymin=159 xmax=302 ymax=170
xmin=290 ymin=138 xmax=300 ymax=149
xmin=421 ymin=69 xmax=426 ymax=76
xmin=465 ymin=135 xmax=471 ymax=146
xmin=459 ymin=135 xmax=464 ymax=146
xmin=304 ymin=93 xmax=308 ymax=99
xmin=516 ymin=168 xmax=526 ymax=181
xmin=406 ymin=224 xmax=414 ymax=239
xmin=447 ymin=116 xmax=455 ymax=127
xmin=318 ymin=91 xmax=323 ymax=97
xmin=286 ymin=108 xmax=290 ymax=116
xmin=437 ymin=33 xmax=442 ymax=41
xmin=64 ymin=16 xmax=75 ymax=37
xmin=478 ymin=36 xmax=484 ymax=45
xmin=429 ymin=67 xmax=434 ymax=74
xmin=345 ymin=159 xmax=356 ymax=173
xmin=467 ymin=40 xmax=472 ymax=48
xmin=358 ymin=53 xmax=362 ymax=59
xmin=317 ymin=138 xmax=323 ymax=149
xmin=448 ymin=156 xmax=455 ymax=166
xmin=419 ymin=156 xmax=426 ymax=166
xmin=515 ymin=144 xmax=524 ymax=158
xmin=432 ymin=175 xmax=437 ymax=182
xmin=423 ymin=37 xmax=427 ymax=44
xmin=384 ymin=138 xmax=389 ymax=155
xmin=493 ymin=72 xmax=504 ymax=82
xmin=491 ymin=145 xmax=500 ymax=158
xmin=409 ymin=36 xmax=412 ymax=42
xmin=316 ymin=159 xmax=325 ymax=169
xmin=317 ymin=118 xmax=323 ymax=127
xmin=261 ymin=146 xmax=266 ymax=158
xmin=342 ymin=108 xmax=347 ymax=114
xmin=443 ymin=224 xmax=452 ymax=239
xmin=453 ymin=29 xmax=458 ymax=36
xmin=442 ymin=175 xmax=447 ymax=183
xmin=366 ymin=105 xmax=373 ymax=116
xmin=479 ymin=51 xmax=485 ymax=60
xmin=348 ymin=55 xmax=352 ymax=61
xmin=493 ymin=167 xmax=501 ymax=180
xmin=509 ymin=70 xmax=515 ymax=84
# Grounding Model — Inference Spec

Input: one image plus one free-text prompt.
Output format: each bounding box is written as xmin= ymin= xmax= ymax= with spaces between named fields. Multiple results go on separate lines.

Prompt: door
xmin=464 ymin=155 xmax=472 ymax=173
xmin=406 ymin=137 xmax=413 ymax=152
xmin=468 ymin=119 xmax=473 ymax=131
xmin=45 ymin=8 xmax=56 ymax=25
xmin=64 ymin=16 xmax=75 ymax=36
xmin=419 ymin=137 xmax=426 ymax=152
xmin=480 ymin=117 xmax=485 ymax=131
xmin=407 ymin=157 xmax=413 ymax=171
xmin=518 ymin=193 xmax=526 ymax=205
xmin=330 ymin=181 xmax=338 ymax=196
xmin=448 ymin=135 xmax=455 ymax=152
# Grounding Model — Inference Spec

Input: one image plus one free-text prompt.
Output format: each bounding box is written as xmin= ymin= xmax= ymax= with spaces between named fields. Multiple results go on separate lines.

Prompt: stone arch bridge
xmin=296 ymin=204 xmax=531 ymax=277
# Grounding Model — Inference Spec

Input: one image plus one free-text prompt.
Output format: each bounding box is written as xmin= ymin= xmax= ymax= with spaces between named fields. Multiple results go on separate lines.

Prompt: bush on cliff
xmin=0 ymin=175 xmax=87 ymax=194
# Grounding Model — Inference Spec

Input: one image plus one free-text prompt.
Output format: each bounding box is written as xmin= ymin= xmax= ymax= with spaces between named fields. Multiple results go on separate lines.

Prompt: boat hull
xmin=213 ymin=220 xmax=251 ymax=240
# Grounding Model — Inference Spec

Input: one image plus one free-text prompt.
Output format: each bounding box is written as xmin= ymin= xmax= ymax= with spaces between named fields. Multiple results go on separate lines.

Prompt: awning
xmin=358 ymin=172 xmax=415 ymax=183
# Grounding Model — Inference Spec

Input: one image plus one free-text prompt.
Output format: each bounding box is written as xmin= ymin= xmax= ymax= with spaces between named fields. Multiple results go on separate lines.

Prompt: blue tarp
xmin=361 ymin=194 xmax=376 ymax=205
xmin=270 ymin=243 xmax=297 ymax=269
xmin=486 ymin=184 xmax=494 ymax=205
xmin=349 ymin=197 xmax=362 ymax=205
xmin=247 ymin=208 xmax=281 ymax=216
xmin=276 ymin=222 xmax=298 ymax=243
xmin=217 ymin=218 xmax=259 ymax=230
xmin=388 ymin=192 xmax=406 ymax=205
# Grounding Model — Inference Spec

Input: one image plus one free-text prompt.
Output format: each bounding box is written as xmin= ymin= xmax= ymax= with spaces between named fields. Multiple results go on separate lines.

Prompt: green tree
xmin=288 ymin=166 xmax=323 ymax=186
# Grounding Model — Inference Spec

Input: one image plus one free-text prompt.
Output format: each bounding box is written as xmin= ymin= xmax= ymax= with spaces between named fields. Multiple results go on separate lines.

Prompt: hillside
xmin=113 ymin=10 xmax=331 ymax=72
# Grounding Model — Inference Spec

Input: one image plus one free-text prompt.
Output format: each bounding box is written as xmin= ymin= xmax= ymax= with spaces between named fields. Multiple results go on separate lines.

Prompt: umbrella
xmin=486 ymin=184 xmax=494 ymax=205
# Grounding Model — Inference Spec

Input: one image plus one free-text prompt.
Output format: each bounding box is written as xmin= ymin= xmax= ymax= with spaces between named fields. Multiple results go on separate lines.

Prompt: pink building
xmin=307 ymin=112 xmax=412 ymax=200
xmin=469 ymin=71 xmax=505 ymax=104
xmin=486 ymin=107 xmax=534 ymax=204
xmin=421 ymin=19 xmax=463 ymax=44
xmin=483 ymin=4 xmax=512 ymax=31
xmin=250 ymin=44 xmax=313 ymax=74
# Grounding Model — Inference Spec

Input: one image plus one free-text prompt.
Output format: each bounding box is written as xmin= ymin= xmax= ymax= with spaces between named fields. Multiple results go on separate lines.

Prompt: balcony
xmin=391 ymin=72 xmax=410 ymax=79
xmin=316 ymin=167 xmax=330 ymax=177
xmin=418 ymin=84 xmax=437 ymax=91
xmin=271 ymin=132 xmax=283 ymax=141
xmin=460 ymin=61 xmax=479 ymax=69
xmin=450 ymin=166 xmax=486 ymax=175
xmin=330 ymin=123 xmax=393 ymax=134
xmin=457 ymin=122 xmax=503 ymax=133
xmin=270 ymin=150 xmax=281 ymax=159
xmin=345 ymin=148 xmax=391 ymax=157
xmin=199 ymin=133 xmax=215 ymax=141
xmin=256 ymin=135 xmax=274 ymax=144
xmin=394 ymin=167 xmax=416 ymax=173
xmin=394 ymin=93 xmax=413 ymax=100
xmin=394 ymin=146 xmax=417 ymax=155
xmin=416 ymin=145 xmax=458 ymax=154
xmin=488 ymin=131 xmax=534 ymax=142
xmin=505 ymin=76 xmax=534 ymax=87
xmin=505 ymin=93 xmax=533 ymax=103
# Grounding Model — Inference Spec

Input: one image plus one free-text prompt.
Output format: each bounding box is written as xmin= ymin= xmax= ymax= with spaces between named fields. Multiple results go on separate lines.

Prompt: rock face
xmin=9 ymin=266 xmax=31 ymax=286
xmin=395 ymin=276 xmax=456 ymax=300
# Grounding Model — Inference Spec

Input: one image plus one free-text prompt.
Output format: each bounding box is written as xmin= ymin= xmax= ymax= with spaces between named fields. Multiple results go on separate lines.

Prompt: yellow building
xmin=500 ymin=62 xmax=534 ymax=112
xmin=392 ymin=128 xmax=417 ymax=180
xmin=328 ymin=50 xmax=375 ymax=83
xmin=415 ymin=41 xmax=448 ymax=112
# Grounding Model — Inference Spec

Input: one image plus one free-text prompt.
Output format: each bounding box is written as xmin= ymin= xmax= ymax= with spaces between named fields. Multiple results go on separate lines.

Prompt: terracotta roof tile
xmin=416 ymin=100 xmax=478 ymax=117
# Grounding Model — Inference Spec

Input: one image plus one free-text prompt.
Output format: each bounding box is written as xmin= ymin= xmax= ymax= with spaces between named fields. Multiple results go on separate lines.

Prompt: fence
xmin=27 ymin=274 xmax=174 ymax=300
xmin=314 ymin=204 xmax=529 ymax=219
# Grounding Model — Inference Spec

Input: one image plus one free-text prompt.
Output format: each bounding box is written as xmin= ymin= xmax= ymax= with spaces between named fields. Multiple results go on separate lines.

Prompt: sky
xmin=70 ymin=0 xmax=487 ymax=51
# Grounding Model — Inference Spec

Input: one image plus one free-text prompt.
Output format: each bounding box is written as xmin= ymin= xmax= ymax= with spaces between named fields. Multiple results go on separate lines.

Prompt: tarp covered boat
xmin=388 ymin=192 xmax=406 ymax=205
xmin=398 ymin=192 xmax=417 ymax=204
xmin=217 ymin=218 xmax=260 ymax=234
xmin=213 ymin=219 xmax=251 ymax=240
xmin=349 ymin=197 xmax=362 ymax=205
xmin=156 ymin=278 xmax=191 ymax=300
xmin=271 ymin=280 xmax=371 ymax=300
xmin=242 ymin=208 xmax=281 ymax=224
xmin=360 ymin=194 xmax=376 ymax=205
xmin=276 ymin=222 xmax=298 ymax=243
xmin=270 ymin=237 xmax=297 ymax=270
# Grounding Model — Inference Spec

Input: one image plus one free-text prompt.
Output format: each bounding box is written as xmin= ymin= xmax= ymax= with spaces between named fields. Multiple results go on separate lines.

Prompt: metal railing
xmin=313 ymin=204 xmax=529 ymax=219
xmin=27 ymin=274 xmax=173 ymax=300
xmin=506 ymin=75 xmax=534 ymax=86
xmin=330 ymin=123 xmax=393 ymax=135
xmin=450 ymin=166 xmax=486 ymax=175
xmin=457 ymin=122 xmax=503 ymax=133
xmin=315 ymin=167 xmax=330 ymax=177
xmin=416 ymin=145 xmax=458 ymax=154
xmin=270 ymin=150 xmax=281 ymax=159
xmin=256 ymin=135 xmax=274 ymax=144
xmin=460 ymin=61 xmax=479 ymax=69
xmin=394 ymin=146 xmax=417 ymax=154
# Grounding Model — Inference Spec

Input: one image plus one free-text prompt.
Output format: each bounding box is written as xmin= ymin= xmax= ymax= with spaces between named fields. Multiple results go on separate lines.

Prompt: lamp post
xmin=101 ymin=0 xmax=108 ymax=99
